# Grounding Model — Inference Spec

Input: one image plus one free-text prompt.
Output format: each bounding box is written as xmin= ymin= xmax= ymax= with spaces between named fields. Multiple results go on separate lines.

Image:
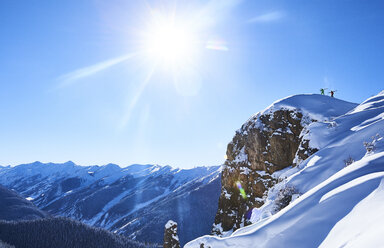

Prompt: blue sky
xmin=1 ymin=0 xmax=383 ymax=168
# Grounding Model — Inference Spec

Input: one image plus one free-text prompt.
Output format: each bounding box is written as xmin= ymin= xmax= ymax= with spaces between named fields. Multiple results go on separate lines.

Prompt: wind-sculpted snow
xmin=186 ymin=91 xmax=384 ymax=248
xmin=0 ymin=163 xmax=221 ymax=246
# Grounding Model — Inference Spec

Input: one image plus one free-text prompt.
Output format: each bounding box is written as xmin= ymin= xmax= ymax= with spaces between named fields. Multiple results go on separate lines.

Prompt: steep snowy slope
xmin=0 ymin=163 xmax=221 ymax=245
xmin=186 ymin=91 xmax=384 ymax=247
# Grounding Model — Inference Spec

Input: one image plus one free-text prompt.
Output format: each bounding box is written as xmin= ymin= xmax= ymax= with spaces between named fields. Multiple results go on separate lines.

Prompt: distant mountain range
xmin=0 ymin=162 xmax=221 ymax=246
xmin=0 ymin=184 xmax=151 ymax=248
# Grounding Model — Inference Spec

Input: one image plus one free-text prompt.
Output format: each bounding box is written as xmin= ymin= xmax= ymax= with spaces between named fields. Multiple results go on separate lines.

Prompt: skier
xmin=320 ymin=88 xmax=327 ymax=95
xmin=330 ymin=90 xmax=337 ymax=97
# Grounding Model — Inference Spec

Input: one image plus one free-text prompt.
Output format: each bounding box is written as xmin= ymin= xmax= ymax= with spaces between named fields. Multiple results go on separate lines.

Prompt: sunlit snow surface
xmin=186 ymin=92 xmax=384 ymax=248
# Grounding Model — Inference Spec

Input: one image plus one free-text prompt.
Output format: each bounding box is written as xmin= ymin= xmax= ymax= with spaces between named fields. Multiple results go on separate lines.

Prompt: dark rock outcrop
xmin=293 ymin=126 xmax=319 ymax=166
xmin=164 ymin=220 xmax=180 ymax=248
xmin=212 ymin=109 xmax=311 ymax=234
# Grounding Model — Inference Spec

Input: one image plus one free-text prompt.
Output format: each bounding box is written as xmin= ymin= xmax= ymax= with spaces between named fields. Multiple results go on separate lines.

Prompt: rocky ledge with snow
xmin=164 ymin=220 xmax=180 ymax=248
xmin=212 ymin=94 xmax=357 ymax=236
xmin=187 ymin=91 xmax=384 ymax=247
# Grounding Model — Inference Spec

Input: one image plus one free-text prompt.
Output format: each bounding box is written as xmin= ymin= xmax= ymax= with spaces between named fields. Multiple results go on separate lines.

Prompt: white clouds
xmin=57 ymin=53 xmax=136 ymax=87
xmin=248 ymin=11 xmax=285 ymax=23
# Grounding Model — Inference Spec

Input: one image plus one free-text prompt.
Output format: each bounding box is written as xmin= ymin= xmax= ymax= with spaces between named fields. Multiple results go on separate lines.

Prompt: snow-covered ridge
xmin=237 ymin=94 xmax=357 ymax=145
xmin=243 ymin=94 xmax=357 ymax=130
xmin=186 ymin=91 xmax=384 ymax=248
xmin=0 ymin=161 xmax=218 ymax=187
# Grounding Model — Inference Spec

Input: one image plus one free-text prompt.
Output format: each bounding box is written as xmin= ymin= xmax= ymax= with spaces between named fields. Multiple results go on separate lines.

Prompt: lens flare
xmin=205 ymin=39 xmax=229 ymax=51
xmin=236 ymin=181 xmax=247 ymax=199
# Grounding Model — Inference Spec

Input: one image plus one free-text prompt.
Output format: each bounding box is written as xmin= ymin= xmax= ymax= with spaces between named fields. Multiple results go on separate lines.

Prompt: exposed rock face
xmin=293 ymin=125 xmax=319 ymax=166
xmin=212 ymin=109 xmax=312 ymax=235
xmin=164 ymin=220 xmax=180 ymax=248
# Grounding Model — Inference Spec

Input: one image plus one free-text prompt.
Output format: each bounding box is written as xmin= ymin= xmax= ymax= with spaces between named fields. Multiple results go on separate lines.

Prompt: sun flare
xmin=143 ymin=15 xmax=198 ymax=67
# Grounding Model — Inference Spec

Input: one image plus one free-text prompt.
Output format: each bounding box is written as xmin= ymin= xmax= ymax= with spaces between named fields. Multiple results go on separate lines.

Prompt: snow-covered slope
xmin=186 ymin=91 xmax=384 ymax=247
xmin=0 ymin=163 xmax=221 ymax=246
xmin=257 ymin=93 xmax=357 ymax=121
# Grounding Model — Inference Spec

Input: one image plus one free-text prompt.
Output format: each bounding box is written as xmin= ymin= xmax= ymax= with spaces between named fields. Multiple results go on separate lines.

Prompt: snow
xmin=306 ymin=155 xmax=321 ymax=168
xmin=119 ymin=218 xmax=138 ymax=230
xmin=223 ymin=189 xmax=231 ymax=199
xmin=319 ymin=171 xmax=384 ymax=203
xmin=319 ymin=178 xmax=384 ymax=248
xmin=350 ymin=112 xmax=384 ymax=131
xmin=233 ymin=147 xmax=248 ymax=163
xmin=239 ymin=167 xmax=251 ymax=175
xmin=165 ymin=220 xmax=177 ymax=229
xmin=87 ymin=186 xmax=135 ymax=227
xmin=237 ymin=94 xmax=357 ymax=152
xmin=258 ymin=94 xmax=357 ymax=122
xmin=346 ymin=91 xmax=384 ymax=115
xmin=185 ymin=92 xmax=384 ymax=248
xmin=0 ymin=161 xmax=129 ymax=194
xmin=122 ymin=164 xmax=171 ymax=178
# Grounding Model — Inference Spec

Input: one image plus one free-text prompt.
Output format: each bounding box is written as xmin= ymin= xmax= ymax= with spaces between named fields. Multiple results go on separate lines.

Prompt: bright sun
xmin=143 ymin=15 xmax=198 ymax=67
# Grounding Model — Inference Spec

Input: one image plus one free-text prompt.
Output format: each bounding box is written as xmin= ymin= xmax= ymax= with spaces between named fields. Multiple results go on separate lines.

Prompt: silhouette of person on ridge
xmin=330 ymin=90 xmax=336 ymax=97
xmin=320 ymin=88 xmax=326 ymax=95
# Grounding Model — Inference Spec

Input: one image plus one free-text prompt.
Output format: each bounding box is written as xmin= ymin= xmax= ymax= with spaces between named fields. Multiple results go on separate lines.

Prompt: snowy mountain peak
xmin=251 ymin=94 xmax=357 ymax=125
xmin=63 ymin=160 xmax=76 ymax=166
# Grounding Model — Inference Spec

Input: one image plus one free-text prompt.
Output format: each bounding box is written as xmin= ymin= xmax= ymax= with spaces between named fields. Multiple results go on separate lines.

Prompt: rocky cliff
xmin=212 ymin=94 xmax=357 ymax=235
xmin=163 ymin=220 xmax=180 ymax=248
